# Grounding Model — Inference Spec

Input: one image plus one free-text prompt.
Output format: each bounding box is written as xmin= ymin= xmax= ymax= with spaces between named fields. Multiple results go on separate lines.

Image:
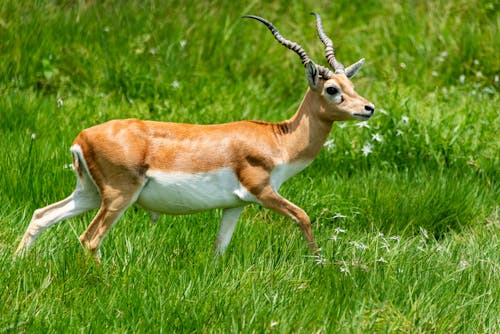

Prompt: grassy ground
xmin=1 ymin=0 xmax=498 ymax=332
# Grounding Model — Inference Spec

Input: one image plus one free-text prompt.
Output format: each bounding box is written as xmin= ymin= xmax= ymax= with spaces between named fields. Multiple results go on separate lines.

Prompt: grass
xmin=0 ymin=0 xmax=499 ymax=332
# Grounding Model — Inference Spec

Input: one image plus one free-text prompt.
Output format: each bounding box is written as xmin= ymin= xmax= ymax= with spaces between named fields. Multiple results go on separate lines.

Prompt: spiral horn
xmin=311 ymin=12 xmax=345 ymax=74
xmin=243 ymin=15 xmax=333 ymax=79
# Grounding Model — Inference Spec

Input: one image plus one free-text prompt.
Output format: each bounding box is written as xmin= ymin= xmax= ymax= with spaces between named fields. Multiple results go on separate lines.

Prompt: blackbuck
xmin=15 ymin=13 xmax=374 ymax=259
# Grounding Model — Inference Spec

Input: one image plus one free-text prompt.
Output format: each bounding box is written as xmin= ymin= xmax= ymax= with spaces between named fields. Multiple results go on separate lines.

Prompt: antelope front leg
xmin=256 ymin=186 xmax=319 ymax=253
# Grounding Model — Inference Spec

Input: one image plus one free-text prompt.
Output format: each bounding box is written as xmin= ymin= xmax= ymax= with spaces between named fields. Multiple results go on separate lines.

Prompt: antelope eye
xmin=326 ymin=86 xmax=340 ymax=95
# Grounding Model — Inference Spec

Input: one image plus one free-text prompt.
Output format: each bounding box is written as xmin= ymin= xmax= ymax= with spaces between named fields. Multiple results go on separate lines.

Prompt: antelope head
xmin=244 ymin=13 xmax=375 ymax=123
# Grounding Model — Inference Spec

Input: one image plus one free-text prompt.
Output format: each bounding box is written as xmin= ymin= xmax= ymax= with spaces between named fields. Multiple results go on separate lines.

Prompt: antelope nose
xmin=364 ymin=105 xmax=375 ymax=115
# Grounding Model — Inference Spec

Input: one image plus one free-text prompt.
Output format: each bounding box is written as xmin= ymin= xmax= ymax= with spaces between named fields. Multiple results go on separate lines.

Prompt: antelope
xmin=15 ymin=13 xmax=374 ymax=260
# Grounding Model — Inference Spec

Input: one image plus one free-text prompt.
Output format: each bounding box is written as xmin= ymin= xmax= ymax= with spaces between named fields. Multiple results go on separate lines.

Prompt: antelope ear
xmin=345 ymin=58 xmax=365 ymax=78
xmin=305 ymin=61 xmax=319 ymax=89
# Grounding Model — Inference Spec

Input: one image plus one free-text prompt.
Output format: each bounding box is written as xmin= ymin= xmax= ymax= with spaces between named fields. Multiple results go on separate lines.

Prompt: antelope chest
xmin=135 ymin=161 xmax=311 ymax=214
xmin=270 ymin=160 xmax=311 ymax=190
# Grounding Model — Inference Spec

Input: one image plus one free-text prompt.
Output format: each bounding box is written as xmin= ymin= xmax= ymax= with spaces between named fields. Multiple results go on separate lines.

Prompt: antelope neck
xmin=277 ymin=88 xmax=333 ymax=162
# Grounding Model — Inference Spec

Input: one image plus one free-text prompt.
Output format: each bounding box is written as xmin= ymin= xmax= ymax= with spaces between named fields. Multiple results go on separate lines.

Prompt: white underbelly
xmin=135 ymin=160 xmax=312 ymax=215
xmin=136 ymin=168 xmax=256 ymax=214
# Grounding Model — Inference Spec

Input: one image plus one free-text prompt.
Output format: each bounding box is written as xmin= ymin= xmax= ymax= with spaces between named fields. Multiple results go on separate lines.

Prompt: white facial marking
xmin=324 ymin=85 xmax=343 ymax=104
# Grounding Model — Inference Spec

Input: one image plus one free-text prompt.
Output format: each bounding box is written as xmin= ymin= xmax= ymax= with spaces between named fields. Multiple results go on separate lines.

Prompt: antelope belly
xmin=136 ymin=168 xmax=254 ymax=214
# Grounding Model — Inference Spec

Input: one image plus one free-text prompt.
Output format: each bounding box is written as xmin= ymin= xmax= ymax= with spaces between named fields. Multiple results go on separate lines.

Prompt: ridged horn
xmin=243 ymin=15 xmax=333 ymax=79
xmin=311 ymin=12 xmax=345 ymax=74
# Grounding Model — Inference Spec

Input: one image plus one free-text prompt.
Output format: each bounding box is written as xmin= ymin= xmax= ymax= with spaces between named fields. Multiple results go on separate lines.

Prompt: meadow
xmin=0 ymin=0 xmax=498 ymax=332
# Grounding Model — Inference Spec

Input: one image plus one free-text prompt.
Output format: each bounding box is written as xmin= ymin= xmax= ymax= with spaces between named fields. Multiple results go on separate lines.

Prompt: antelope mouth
xmin=353 ymin=113 xmax=372 ymax=121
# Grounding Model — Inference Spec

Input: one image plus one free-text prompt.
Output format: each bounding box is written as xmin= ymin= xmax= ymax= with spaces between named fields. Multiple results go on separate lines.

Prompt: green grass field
xmin=1 ymin=0 xmax=498 ymax=332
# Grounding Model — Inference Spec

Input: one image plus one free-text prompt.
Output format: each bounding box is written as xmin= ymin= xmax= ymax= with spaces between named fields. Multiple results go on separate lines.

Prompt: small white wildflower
xmin=57 ymin=98 xmax=64 ymax=108
xmin=323 ymin=139 xmax=335 ymax=151
xmin=362 ymin=143 xmax=373 ymax=156
xmin=401 ymin=115 xmax=409 ymax=125
xmin=149 ymin=48 xmax=157 ymax=56
xmin=180 ymin=40 xmax=187 ymax=49
xmin=339 ymin=266 xmax=350 ymax=274
xmin=495 ymin=75 xmax=499 ymax=83
xmin=171 ymin=80 xmax=180 ymax=89
xmin=314 ymin=255 xmax=327 ymax=266
xmin=396 ymin=129 xmax=404 ymax=136
xmin=377 ymin=257 xmax=387 ymax=263
xmin=337 ymin=123 xmax=347 ymax=129
xmin=355 ymin=121 xmax=370 ymax=129
xmin=334 ymin=227 xmax=346 ymax=234
xmin=389 ymin=235 xmax=401 ymax=242
xmin=352 ymin=241 xmax=368 ymax=251
xmin=482 ymin=87 xmax=495 ymax=95
xmin=371 ymin=133 xmax=383 ymax=142
xmin=63 ymin=164 xmax=74 ymax=170
xmin=399 ymin=62 xmax=407 ymax=69
xmin=103 ymin=26 xmax=110 ymax=33
xmin=31 ymin=133 xmax=36 ymax=140
xmin=458 ymin=260 xmax=469 ymax=270
xmin=440 ymin=51 xmax=448 ymax=58
xmin=431 ymin=71 xmax=439 ymax=77
xmin=378 ymin=108 xmax=389 ymax=115
xmin=380 ymin=243 xmax=390 ymax=252
xmin=270 ymin=321 xmax=279 ymax=328
xmin=473 ymin=59 xmax=480 ymax=66
xmin=459 ymin=74 xmax=466 ymax=84
xmin=332 ymin=213 xmax=347 ymax=219
xmin=475 ymin=71 xmax=483 ymax=78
